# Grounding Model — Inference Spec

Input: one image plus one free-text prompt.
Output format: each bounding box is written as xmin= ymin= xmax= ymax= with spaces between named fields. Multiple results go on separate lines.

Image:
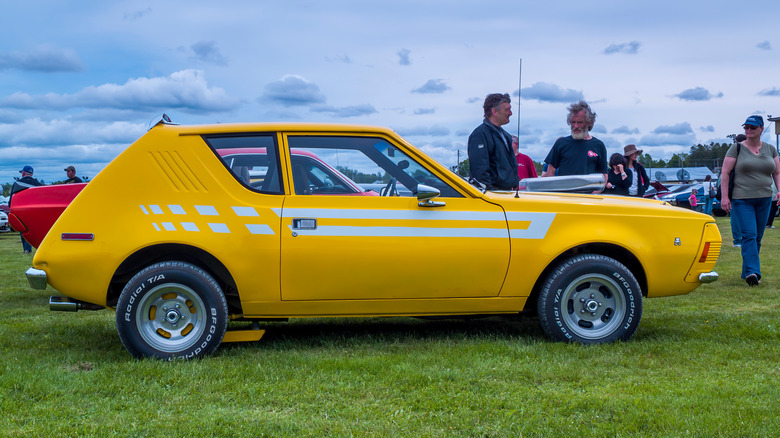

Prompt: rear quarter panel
xmin=33 ymin=126 xmax=284 ymax=307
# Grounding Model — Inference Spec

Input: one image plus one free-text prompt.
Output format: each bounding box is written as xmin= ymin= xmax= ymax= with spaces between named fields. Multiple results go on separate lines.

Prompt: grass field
xmin=0 ymin=218 xmax=778 ymax=437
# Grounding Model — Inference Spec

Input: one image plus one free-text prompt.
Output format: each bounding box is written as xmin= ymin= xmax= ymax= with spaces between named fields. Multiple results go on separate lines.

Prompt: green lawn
xmin=0 ymin=219 xmax=778 ymax=437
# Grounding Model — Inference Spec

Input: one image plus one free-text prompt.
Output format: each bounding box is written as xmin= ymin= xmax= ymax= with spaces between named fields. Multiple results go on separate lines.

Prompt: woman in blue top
xmin=719 ymin=115 xmax=780 ymax=286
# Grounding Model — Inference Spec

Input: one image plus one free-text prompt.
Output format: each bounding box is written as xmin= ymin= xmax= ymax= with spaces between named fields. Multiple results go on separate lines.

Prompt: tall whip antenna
xmin=517 ymin=58 xmax=522 ymax=139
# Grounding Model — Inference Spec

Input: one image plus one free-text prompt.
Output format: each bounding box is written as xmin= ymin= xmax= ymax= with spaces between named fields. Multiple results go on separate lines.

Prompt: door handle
xmin=292 ymin=218 xmax=317 ymax=230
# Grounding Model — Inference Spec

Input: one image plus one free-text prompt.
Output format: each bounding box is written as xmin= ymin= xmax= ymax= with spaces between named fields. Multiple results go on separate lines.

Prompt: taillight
xmin=698 ymin=242 xmax=710 ymax=263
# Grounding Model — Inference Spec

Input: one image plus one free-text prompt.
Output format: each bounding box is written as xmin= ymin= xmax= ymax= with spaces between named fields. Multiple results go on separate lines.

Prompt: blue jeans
xmin=20 ymin=233 xmax=32 ymax=252
xmin=702 ymin=195 xmax=712 ymax=215
xmin=731 ymin=198 xmax=772 ymax=279
xmin=730 ymin=212 xmax=741 ymax=245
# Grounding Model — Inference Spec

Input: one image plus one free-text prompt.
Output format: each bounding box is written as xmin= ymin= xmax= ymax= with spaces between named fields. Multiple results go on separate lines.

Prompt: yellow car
xmin=25 ymin=119 xmax=721 ymax=359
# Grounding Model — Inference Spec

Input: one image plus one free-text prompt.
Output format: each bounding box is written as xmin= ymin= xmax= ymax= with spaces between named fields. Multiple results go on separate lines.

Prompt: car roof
xmin=169 ymin=122 xmax=398 ymax=137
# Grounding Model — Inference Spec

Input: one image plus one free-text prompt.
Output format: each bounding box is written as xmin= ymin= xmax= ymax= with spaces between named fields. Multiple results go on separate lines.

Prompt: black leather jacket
xmin=467 ymin=119 xmax=519 ymax=190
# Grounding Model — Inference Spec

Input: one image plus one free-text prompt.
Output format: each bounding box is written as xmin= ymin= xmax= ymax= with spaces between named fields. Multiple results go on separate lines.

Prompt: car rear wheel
xmin=537 ymin=254 xmax=642 ymax=344
xmin=116 ymin=261 xmax=228 ymax=359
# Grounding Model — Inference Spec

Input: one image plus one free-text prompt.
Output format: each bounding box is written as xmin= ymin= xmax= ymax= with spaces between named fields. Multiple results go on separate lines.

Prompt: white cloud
xmin=674 ymin=87 xmax=723 ymax=101
xmin=521 ymin=82 xmax=584 ymax=103
xmin=411 ymin=79 xmax=450 ymax=94
xmin=190 ymin=41 xmax=228 ymax=66
xmin=1 ymin=70 xmax=238 ymax=113
xmin=261 ymin=75 xmax=327 ymax=106
xmin=604 ymin=41 xmax=641 ymax=55
xmin=0 ymin=45 xmax=83 ymax=72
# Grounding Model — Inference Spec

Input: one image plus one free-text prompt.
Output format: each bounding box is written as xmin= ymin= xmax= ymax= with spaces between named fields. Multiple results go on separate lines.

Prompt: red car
xmin=9 ymin=183 xmax=86 ymax=248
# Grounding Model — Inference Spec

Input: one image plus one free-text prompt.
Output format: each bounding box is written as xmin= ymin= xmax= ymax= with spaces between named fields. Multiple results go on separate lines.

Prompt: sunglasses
xmin=744 ymin=125 xmax=761 ymax=130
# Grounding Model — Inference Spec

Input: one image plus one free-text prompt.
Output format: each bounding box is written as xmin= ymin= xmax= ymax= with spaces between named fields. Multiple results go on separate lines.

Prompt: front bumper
xmin=26 ymin=267 xmax=48 ymax=290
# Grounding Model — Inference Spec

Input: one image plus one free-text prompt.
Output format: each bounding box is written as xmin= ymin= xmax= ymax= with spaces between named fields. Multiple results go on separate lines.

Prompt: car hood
xmin=483 ymin=190 xmax=703 ymax=217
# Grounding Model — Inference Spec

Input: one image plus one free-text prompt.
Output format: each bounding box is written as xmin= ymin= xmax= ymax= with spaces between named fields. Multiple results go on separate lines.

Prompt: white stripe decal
xmin=152 ymin=223 xmax=161 ymax=231
xmin=181 ymin=222 xmax=199 ymax=232
xmin=289 ymin=225 xmax=508 ymax=239
xmin=246 ymin=224 xmax=274 ymax=234
xmin=195 ymin=205 xmax=219 ymax=216
xmin=233 ymin=206 xmax=259 ymax=217
xmin=506 ymin=212 xmax=556 ymax=239
xmin=150 ymin=205 xmax=164 ymax=215
xmin=168 ymin=204 xmax=186 ymax=215
xmin=208 ymin=223 xmax=230 ymax=233
xmin=162 ymin=222 xmax=176 ymax=231
xmin=140 ymin=205 xmax=149 ymax=215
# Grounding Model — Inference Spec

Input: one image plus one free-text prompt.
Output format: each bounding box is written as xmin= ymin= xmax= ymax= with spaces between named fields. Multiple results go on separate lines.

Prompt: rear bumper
xmin=698 ymin=271 xmax=718 ymax=283
xmin=26 ymin=267 xmax=48 ymax=290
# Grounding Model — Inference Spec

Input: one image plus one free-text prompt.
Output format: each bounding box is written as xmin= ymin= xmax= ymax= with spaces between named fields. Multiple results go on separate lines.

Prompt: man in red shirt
xmin=512 ymin=135 xmax=538 ymax=187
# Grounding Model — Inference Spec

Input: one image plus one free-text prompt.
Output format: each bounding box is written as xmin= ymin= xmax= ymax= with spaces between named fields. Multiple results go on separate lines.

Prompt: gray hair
xmin=566 ymin=100 xmax=596 ymax=130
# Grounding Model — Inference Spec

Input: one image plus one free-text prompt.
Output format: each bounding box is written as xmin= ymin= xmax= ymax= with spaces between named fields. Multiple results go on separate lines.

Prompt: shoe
xmin=767 ymin=225 xmax=776 ymax=229
xmin=733 ymin=244 xmax=741 ymax=248
xmin=746 ymin=274 xmax=759 ymax=286
xmin=23 ymin=250 xmax=31 ymax=254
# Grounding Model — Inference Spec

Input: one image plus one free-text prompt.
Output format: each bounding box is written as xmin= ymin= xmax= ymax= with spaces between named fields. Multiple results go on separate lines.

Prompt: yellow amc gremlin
xmin=25 ymin=119 xmax=721 ymax=359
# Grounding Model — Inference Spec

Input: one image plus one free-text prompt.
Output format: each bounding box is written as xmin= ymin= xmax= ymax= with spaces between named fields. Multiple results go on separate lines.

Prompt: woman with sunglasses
xmin=719 ymin=115 xmax=780 ymax=286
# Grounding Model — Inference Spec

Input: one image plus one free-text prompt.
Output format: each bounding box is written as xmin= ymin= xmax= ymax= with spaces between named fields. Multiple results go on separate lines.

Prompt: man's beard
xmin=571 ymin=129 xmax=589 ymax=140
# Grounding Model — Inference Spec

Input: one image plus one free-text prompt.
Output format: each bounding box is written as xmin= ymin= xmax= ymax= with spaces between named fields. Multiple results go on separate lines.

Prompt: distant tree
xmin=457 ymin=159 xmax=470 ymax=177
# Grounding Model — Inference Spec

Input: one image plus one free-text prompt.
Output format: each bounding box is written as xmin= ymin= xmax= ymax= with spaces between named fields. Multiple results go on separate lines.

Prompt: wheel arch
xmin=107 ymin=244 xmax=241 ymax=313
xmin=523 ymin=242 xmax=647 ymax=312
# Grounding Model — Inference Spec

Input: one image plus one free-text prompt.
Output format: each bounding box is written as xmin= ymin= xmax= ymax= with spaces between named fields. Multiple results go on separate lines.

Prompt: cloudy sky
xmin=2 ymin=0 xmax=779 ymax=185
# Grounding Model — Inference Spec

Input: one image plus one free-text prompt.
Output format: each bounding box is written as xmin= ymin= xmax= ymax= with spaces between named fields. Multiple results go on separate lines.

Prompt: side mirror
xmin=416 ymin=184 xmax=445 ymax=207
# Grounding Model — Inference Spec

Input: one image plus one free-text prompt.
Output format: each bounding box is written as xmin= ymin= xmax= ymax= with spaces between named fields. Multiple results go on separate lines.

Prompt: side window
xmin=204 ymin=134 xmax=282 ymax=194
xmin=286 ymin=136 xmax=462 ymax=198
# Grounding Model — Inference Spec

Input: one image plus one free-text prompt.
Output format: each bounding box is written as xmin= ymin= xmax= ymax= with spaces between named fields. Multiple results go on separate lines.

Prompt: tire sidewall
xmin=116 ymin=261 xmax=228 ymax=360
xmin=538 ymin=254 xmax=642 ymax=344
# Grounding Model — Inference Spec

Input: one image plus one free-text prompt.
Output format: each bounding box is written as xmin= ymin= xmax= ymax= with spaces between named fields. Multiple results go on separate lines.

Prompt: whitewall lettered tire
xmin=116 ymin=261 xmax=228 ymax=359
xmin=537 ymin=254 xmax=642 ymax=344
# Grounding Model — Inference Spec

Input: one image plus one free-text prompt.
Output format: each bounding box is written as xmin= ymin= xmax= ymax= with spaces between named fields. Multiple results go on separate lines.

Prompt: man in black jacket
xmin=467 ymin=93 xmax=519 ymax=190
xmin=10 ymin=165 xmax=42 ymax=254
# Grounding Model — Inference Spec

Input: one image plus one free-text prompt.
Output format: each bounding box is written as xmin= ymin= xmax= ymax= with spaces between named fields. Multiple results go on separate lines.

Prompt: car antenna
xmin=515 ymin=58 xmax=522 ymax=199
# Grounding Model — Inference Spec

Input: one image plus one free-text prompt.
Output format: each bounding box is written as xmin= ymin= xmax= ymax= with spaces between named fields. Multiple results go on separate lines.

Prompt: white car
xmin=0 ymin=210 xmax=9 ymax=232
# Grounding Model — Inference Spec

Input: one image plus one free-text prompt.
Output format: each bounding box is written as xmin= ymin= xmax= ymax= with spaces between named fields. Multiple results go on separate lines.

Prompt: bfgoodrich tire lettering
xmin=537 ymin=254 xmax=642 ymax=344
xmin=116 ymin=261 xmax=228 ymax=359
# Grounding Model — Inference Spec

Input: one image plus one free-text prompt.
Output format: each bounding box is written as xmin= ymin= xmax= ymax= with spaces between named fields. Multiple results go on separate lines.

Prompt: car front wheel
xmin=537 ymin=254 xmax=642 ymax=344
xmin=116 ymin=261 xmax=228 ymax=359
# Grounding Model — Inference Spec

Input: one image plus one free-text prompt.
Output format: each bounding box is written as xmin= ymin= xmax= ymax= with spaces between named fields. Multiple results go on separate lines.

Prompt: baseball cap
xmin=64 ymin=165 xmax=76 ymax=172
xmin=743 ymin=115 xmax=764 ymax=127
xmin=19 ymin=165 xmax=34 ymax=174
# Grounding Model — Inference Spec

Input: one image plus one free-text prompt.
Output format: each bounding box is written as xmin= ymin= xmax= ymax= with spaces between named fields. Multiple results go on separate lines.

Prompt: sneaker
xmin=746 ymin=274 xmax=759 ymax=286
xmin=23 ymin=250 xmax=31 ymax=254
xmin=733 ymin=244 xmax=741 ymax=248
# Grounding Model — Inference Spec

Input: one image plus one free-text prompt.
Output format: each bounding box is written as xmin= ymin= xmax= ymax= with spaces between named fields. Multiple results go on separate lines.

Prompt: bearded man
xmin=542 ymin=100 xmax=608 ymax=183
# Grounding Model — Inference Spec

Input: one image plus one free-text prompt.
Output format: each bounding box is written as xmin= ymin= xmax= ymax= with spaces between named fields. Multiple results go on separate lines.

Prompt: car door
xmin=278 ymin=134 xmax=510 ymax=301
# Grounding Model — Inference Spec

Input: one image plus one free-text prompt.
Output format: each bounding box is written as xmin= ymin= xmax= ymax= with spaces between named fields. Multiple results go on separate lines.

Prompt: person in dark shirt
xmin=605 ymin=153 xmax=632 ymax=195
xmin=10 ymin=165 xmax=43 ymax=254
xmin=467 ymin=93 xmax=518 ymax=190
xmin=64 ymin=165 xmax=83 ymax=183
xmin=623 ymin=144 xmax=650 ymax=197
xmin=542 ymin=101 xmax=608 ymax=188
